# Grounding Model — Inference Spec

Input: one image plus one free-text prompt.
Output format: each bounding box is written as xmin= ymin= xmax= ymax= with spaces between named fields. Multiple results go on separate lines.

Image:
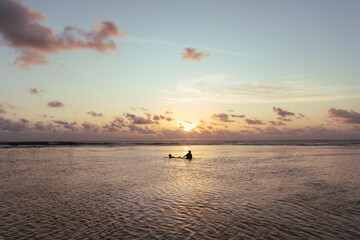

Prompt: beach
xmin=1 ymin=143 xmax=360 ymax=239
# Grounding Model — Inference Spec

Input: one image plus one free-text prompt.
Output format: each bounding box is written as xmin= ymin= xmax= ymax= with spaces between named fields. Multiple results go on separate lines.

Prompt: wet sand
xmin=1 ymin=145 xmax=360 ymax=239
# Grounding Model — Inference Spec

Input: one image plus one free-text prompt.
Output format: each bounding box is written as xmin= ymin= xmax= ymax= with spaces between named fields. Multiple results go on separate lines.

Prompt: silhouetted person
xmin=183 ymin=150 xmax=192 ymax=159
xmin=168 ymin=154 xmax=175 ymax=158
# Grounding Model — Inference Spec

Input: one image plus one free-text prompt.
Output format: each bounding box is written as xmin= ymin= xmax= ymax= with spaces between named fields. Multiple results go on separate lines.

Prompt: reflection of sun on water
xmin=178 ymin=120 xmax=195 ymax=132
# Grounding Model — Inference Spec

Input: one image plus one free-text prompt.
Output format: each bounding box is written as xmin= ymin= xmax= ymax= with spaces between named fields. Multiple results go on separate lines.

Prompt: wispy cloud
xmin=0 ymin=0 xmax=127 ymax=68
xmin=162 ymin=75 xmax=360 ymax=103
xmin=121 ymin=37 xmax=269 ymax=60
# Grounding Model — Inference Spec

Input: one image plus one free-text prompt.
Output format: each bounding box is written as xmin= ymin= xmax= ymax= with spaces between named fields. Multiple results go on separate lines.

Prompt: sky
xmin=0 ymin=0 xmax=360 ymax=141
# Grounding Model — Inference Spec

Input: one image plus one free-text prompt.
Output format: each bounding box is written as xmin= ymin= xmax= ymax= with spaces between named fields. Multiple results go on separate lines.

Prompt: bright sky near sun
xmin=0 ymin=0 xmax=360 ymax=141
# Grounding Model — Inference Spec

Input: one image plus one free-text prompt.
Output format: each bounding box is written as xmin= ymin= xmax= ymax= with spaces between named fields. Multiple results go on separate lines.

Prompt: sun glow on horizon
xmin=177 ymin=120 xmax=196 ymax=132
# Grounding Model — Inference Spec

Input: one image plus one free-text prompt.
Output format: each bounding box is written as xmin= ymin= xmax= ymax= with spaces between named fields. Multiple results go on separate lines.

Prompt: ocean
xmin=1 ymin=141 xmax=360 ymax=239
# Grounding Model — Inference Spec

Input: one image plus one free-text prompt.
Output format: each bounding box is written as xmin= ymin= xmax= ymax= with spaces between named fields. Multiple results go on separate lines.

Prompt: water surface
xmin=1 ymin=145 xmax=360 ymax=239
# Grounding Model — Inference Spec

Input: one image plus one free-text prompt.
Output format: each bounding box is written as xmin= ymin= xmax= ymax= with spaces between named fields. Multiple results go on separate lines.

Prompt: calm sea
xmin=1 ymin=141 xmax=360 ymax=239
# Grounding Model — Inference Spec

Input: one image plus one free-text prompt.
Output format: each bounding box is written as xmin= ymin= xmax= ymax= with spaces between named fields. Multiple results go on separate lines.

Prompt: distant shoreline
xmin=1 ymin=139 xmax=360 ymax=148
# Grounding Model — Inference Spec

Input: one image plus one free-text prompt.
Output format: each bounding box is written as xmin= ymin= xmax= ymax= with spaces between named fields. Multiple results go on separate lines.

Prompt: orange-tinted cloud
xmin=125 ymin=113 xmax=155 ymax=124
xmin=231 ymin=114 xmax=245 ymax=118
xmin=245 ymin=118 xmax=266 ymax=125
xmin=327 ymin=108 xmax=360 ymax=124
xmin=87 ymin=111 xmax=103 ymax=117
xmin=273 ymin=107 xmax=295 ymax=118
xmin=181 ymin=47 xmax=210 ymax=62
xmin=0 ymin=0 xmax=126 ymax=68
xmin=269 ymin=120 xmax=286 ymax=126
xmin=211 ymin=113 xmax=234 ymax=122
xmin=48 ymin=100 xmax=64 ymax=108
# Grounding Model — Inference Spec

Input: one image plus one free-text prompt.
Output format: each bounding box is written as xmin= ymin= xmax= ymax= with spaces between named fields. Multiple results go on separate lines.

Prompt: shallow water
xmin=1 ymin=145 xmax=360 ymax=239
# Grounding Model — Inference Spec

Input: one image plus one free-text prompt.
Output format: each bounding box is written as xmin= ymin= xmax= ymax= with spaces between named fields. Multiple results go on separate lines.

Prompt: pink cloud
xmin=0 ymin=104 xmax=7 ymax=114
xmin=327 ymin=108 xmax=360 ymax=124
xmin=48 ymin=100 xmax=64 ymax=108
xmin=0 ymin=0 xmax=127 ymax=68
xmin=181 ymin=47 xmax=210 ymax=62
xmin=28 ymin=87 xmax=43 ymax=96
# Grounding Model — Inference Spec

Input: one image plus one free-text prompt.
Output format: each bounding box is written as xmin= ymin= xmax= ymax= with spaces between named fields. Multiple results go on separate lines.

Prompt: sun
xmin=178 ymin=120 xmax=195 ymax=132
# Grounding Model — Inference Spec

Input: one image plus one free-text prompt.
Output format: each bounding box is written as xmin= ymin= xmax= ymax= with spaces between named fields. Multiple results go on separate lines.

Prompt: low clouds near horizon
xmin=0 ymin=0 xmax=127 ymax=68
xmin=327 ymin=108 xmax=360 ymax=124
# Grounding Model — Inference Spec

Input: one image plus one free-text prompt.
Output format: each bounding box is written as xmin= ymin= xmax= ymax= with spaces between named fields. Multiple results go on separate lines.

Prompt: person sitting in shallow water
xmin=183 ymin=150 xmax=192 ymax=159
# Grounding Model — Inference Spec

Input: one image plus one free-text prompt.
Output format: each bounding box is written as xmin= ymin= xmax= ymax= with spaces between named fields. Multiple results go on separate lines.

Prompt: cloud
xmin=53 ymin=120 xmax=77 ymax=131
xmin=0 ymin=104 xmax=7 ymax=114
xmin=34 ymin=121 xmax=55 ymax=131
xmin=231 ymin=114 xmax=245 ymax=118
xmin=130 ymin=106 xmax=148 ymax=111
xmin=163 ymin=75 xmax=359 ymax=104
xmin=4 ymin=102 xmax=16 ymax=109
xmin=269 ymin=120 xmax=286 ymax=126
xmin=125 ymin=113 xmax=155 ymax=124
xmin=327 ymin=108 xmax=360 ymax=124
xmin=48 ymin=100 xmax=64 ymax=108
xmin=211 ymin=113 xmax=234 ymax=122
xmin=297 ymin=113 xmax=305 ymax=119
xmin=181 ymin=47 xmax=210 ymax=62
xmin=263 ymin=126 xmax=283 ymax=134
xmin=128 ymin=124 xmax=156 ymax=134
xmin=273 ymin=107 xmax=295 ymax=118
xmin=87 ymin=111 xmax=103 ymax=117
xmin=153 ymin=115 xmax=166 ymax=121
xmin=165 ymin=111 xmax=174 ymax=114
xmin=102 ymin=117 xmax=126 ymax=132
xmin=82 ymin=122 xmax=100 ymax=132
xmin=277 ymin=117 xmax=292 ymax=122
xmin=0 ymin=0 xmax=126 ymax=68
xmin=245 ymin=118 xmax=266 ymax=125
xmin=29 ymin=87 xmax=42 ymax=96
xmin=0 ymin=117 xmax=28 ymax=132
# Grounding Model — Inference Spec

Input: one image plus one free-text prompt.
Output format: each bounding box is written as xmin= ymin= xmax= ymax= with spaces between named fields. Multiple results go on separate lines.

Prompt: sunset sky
xmin=1 ymin=0 xmax=360 ymax=141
